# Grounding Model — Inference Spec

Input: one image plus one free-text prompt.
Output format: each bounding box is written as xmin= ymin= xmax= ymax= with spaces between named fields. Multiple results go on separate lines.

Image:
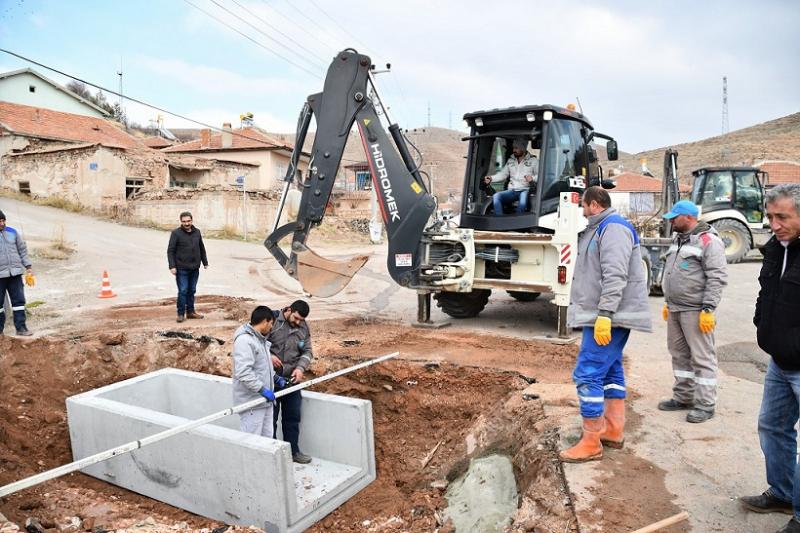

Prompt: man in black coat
xmin=741 ymin=184 xmax=800 ymax=533
xmin=167 ymin=211 xmax=208 ymax=323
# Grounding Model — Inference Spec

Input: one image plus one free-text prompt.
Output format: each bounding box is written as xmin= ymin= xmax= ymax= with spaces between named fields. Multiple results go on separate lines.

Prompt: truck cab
xmin=691 ymin=166 xmax=771 ymax=262
xmin=460 ymin=105 xmax=616 ymax=233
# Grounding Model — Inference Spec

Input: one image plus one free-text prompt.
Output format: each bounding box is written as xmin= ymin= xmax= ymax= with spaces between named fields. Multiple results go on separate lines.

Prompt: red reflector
xmin=558 ymin=265 xmax=567 ymax=284
xmin=570 ymin=192 xmax=580 ymax=204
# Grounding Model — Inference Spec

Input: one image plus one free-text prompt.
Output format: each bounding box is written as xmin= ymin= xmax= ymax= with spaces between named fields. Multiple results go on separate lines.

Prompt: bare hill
xmin=604 ymin=113 xmax=800 ymax=181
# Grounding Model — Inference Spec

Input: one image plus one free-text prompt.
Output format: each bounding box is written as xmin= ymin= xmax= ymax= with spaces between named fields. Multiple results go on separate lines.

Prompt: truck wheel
xmin=712 ymin=219 xmax=750 ymax=264
xmin=434 ymin=289 xmax=491 ymax=318
xmin=507 ymin=290 xmax=540 ymax=302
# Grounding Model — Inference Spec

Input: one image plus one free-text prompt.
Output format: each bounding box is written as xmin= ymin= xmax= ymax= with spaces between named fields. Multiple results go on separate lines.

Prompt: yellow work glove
xmin=24 ymin=270 xmax=35 ymax=288
xmin=662 ymin=304 xmax=668 ymax=321
xmin=594 ymin=316 xmax=612 ymax=346
xmin=699 ymin=310 xmax=715 ymax=334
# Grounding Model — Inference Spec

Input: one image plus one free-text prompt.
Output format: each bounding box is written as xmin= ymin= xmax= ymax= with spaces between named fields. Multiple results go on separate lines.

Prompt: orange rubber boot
xmin=559 ymin=417 xmax=604 ymax=463
xmin=599 ymin=398 xmax=625 ymax=449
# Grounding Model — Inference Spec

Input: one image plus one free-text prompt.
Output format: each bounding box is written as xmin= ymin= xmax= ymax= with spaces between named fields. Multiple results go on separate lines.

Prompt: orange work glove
xmin=662 ymin=304 xmax=668 ymax=321
xmin=24 ymin=270 xmax=35 ymax=288
xmin=594 ymin=316 xmax=612 ymax=346
xmin=699 ymin=310 xmax=716 ymax=334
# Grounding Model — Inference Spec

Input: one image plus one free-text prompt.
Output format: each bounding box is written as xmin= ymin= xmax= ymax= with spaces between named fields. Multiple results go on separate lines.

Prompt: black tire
xmin=434 ymin=289 xmax=491 ymax=318
xmin=712 ymin=219 xmax=750 ymax=264
xmin=507 ymin=290 xmax=541 ymax=302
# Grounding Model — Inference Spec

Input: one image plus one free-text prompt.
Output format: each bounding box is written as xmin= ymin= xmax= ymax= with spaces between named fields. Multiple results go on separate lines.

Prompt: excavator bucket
xmin=294 ymin=244 xmax=369 ymax=297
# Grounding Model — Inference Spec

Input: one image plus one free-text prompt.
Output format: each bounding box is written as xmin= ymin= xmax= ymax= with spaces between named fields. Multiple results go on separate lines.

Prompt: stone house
xmin=608 ymin=171 xmax=691 ymax=215
xmin=0 ymin=101 xmax=259 ymax=209
xmin=162 ymin=125 xmax=309 ymax=190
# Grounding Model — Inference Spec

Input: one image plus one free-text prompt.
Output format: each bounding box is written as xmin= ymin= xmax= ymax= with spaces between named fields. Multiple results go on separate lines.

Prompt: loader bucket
xmin=294 ymin=244 xmax=369 ymax=297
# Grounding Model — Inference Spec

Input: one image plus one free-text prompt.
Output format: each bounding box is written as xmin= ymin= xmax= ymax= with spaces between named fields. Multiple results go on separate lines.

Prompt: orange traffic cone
xmin=97 ymin=270 xmax=117 ymax=299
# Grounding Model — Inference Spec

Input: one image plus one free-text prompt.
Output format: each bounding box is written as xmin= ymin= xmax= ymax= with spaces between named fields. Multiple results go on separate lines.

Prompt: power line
xmin=258 ymin=0 xmax=340 ymax=55
xmin=181 ymin=0 xmax=322 ymax=79
xmin=275 ymin=0 xmax=346 ymax=51
xmin=205 ymin=0 xmax=325 ymax=72
xmin=228 ymin=0 xmax=329 ymax=66
xmin=0 ymin=48 xmax=303 ymax=149
xmin=306 ymin=0 xmax=377 ymax=57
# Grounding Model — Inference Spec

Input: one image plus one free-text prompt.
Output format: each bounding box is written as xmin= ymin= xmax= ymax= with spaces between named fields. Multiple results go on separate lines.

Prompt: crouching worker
xmin=560 ymin=186 xmax=652 ymax=463
xmin=232 ymin=305 xmax=284 ymax=437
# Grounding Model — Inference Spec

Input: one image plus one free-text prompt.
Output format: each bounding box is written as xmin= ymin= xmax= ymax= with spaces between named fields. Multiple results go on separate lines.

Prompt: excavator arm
xmin=265 ymin=49 xmax=437 ymax=296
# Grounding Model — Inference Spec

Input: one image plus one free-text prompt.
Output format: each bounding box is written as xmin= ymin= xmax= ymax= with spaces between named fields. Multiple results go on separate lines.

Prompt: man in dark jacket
xmin=0 ymin=209 xmax=33 ymax=336
xmin=167 ymin=211 xmax=208 ymax=323
xmin=741 ymin=184 xmax=800 ymax=533
xmin=268 ymin=300 xmax=314 ymax=464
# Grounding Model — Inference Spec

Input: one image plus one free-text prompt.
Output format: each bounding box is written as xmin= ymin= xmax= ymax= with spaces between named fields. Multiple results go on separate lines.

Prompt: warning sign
xmin=395 ymin=253 xmax=413 ymax=267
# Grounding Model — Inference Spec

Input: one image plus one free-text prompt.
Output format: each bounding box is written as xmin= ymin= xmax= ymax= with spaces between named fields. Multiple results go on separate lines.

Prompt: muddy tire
xmin=507 ymin=290 xmax=541 ymax=302
xmin=434 ymin=289 xmax=491 ymax=318
xmin=712 ymin=219 xmax=750 ymax=264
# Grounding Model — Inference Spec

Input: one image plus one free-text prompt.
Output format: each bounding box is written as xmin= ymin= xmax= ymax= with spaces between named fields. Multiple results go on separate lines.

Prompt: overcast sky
xmin=1 ymin=0 xmax=797 ymax=153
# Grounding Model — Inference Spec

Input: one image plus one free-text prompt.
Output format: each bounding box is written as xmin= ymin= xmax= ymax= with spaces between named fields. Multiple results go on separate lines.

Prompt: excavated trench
xmin=0 ymin=298 xmax=579 ymax=532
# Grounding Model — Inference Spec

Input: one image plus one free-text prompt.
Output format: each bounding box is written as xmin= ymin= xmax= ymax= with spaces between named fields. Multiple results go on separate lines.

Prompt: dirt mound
xmin=0 ymin=298 xmax=578 ymax=532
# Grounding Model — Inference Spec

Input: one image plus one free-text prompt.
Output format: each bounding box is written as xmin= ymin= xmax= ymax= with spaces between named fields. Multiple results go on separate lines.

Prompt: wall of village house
xmin=169 ymin=162 xmax=258 ymax=188
xmin=181 ymin=149 xmax=308 ymax=191
xmin=128 ymin=188 xmax=289 ymax=235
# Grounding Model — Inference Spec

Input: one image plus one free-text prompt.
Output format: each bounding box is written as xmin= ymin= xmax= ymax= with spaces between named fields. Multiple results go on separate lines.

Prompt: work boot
xmin=777 ymin=517 xmax=800 ymax=533
xmin=559 ymin=417 xmax=604 ymax=463
xmin=657 ymin=399 xmax=692 ymax=411
xmin=599 ymin=398 xmax=625 ymax=449
xmin=741 ymin=491 xmax=793 ymax=515
xmin=176 ymin=315 xmax=185 ymax=323
xmin=686 ymin=409 xmax=714 ymax=423
xmin=15 ymin=328 xmax=32 ymax=337
xmin=186 ymin=311 xmax=204 ymax=319
xmin=292 ymin=452 xmax=312 ymax=464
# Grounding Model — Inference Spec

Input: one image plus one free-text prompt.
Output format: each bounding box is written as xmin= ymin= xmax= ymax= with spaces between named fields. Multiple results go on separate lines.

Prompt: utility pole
xmin=720 ymin=76 xmax=730 ymax=163
xmin=448 ymin=111 xmax=452 ymax=130
xmin=116 ymin=56 xmax=123 ymax=109
xmin=427 ymin=101 xmax=431 ymax=128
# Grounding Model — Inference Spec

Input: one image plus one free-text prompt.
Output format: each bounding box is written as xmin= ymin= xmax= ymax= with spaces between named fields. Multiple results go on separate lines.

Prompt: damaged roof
xmin=0 ymin=101 xmax=141 ymax=149
xmin=162 ymin=127 xmax=295 ymax=153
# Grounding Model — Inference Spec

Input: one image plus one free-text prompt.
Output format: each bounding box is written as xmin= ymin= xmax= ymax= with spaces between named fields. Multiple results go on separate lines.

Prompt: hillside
xmin=603 ymin=113 xmax=800 ymax=181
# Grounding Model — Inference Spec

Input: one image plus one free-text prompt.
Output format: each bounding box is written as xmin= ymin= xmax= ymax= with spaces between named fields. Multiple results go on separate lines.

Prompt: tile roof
xmin=757 ymin=161 xmax=800 ymax=185
xmin=143 ymin=136 xmax=175 ymax=149
xmin=610 ymin=171 xmax=691 ymax=193
xmin=162 ymin=127 xmax=292 ymax=153
xmin=0 ymin=101 xmax=141 ymax=149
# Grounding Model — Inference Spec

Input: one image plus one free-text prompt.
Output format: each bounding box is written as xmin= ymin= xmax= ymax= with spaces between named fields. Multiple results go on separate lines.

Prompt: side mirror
xmin=606 ymin=140 xmax=619 ymax=161
xmin=601 ymin=179 xmax=616 ymax=190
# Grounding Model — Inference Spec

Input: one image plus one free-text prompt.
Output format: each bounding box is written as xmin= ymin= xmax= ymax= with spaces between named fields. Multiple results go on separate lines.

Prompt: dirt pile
xmin=0 ymin=298 xmax=579 ymax=532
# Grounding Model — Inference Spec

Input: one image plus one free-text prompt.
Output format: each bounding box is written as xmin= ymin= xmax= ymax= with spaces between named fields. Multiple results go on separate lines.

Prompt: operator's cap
xmin=663 ymin=200 xmax=699 ymax=219
xmin=512 ymin=137 xmax=528 ymax=150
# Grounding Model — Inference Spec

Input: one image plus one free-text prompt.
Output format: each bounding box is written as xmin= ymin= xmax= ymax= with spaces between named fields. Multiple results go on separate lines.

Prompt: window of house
xmin=29 ymin=85 xmax=36 ymax=93
xmin=125 ymin=179 xmax=145 ymax=199
xmin=18 ymin=181 xmax=31 ymax=195
xmin=356 ymin=171 xmax=371 ymax=190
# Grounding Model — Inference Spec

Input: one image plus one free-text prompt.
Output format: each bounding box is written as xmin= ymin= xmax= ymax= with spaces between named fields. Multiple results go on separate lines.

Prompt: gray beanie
xmin=512 ymin=137 xmax=528 ymax=150
xmin=0 ymin=209 xmax=5 ymax=220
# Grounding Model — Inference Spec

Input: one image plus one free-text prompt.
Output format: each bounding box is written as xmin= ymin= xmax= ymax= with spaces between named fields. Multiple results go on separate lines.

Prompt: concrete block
xmin=66 ymin=368 xmax=375 ymax=532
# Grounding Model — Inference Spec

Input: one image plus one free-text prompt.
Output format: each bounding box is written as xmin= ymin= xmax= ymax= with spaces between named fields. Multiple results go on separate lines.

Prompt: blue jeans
xmin=758 ymin=360 xmax=800 ymax=518
xmin=273 ymin=389 xmax=303 ymax=455
xmin=493 ymin=189 xmax=529 ymax=215
xmin=573 ymin=327 xmax=631 ymax=418
xmin=175 ymin=268 xmax=199 ymax=316
xmin=0 ymin=274 xmax=27 ymax=333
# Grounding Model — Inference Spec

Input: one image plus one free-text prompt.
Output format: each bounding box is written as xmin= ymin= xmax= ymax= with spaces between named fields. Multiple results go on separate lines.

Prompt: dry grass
xmin=35 ymin=196 xmax=85 ymax=213
xmin=36 ymin=226 xmax=75 ymax=260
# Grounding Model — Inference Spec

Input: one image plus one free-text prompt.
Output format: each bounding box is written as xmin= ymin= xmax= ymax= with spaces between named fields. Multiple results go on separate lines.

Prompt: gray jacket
xmin=567 ymin=208 xmax=652 ymax=332
xmin=0 ymin=226 xmax=32 ymax=278
xmin=231 ymin=323 xmax=274 ymax=406
xmin=663 ymin=221 xmax=728 ymax=312
xmin=268 ymin=311 xmax=313 ymax=378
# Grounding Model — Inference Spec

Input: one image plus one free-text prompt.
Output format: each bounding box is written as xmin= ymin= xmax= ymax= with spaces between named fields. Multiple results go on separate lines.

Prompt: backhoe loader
xmin=265 ymin=49 xmax=618 ymax=336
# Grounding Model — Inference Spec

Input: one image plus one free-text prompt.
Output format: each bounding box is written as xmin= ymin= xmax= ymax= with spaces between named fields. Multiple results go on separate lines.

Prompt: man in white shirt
xmin=483 ymin=138 xmax=538 ymax=215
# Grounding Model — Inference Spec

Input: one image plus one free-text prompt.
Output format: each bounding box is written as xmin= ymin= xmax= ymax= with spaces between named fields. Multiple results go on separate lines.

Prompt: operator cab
xmin=460 ymin=105 xmax=617 ymax=233
xmin=691 ymin=167 xmax=768 ymax=224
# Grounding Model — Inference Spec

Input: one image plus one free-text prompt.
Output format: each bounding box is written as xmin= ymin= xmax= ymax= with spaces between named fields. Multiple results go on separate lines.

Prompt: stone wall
xmin=128 ymin=186 xmax=287 ymax=235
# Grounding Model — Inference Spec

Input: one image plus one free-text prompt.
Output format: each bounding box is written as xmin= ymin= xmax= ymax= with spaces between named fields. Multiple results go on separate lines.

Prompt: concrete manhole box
xmin=66 ymin=368 xmax=375 ymax=532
